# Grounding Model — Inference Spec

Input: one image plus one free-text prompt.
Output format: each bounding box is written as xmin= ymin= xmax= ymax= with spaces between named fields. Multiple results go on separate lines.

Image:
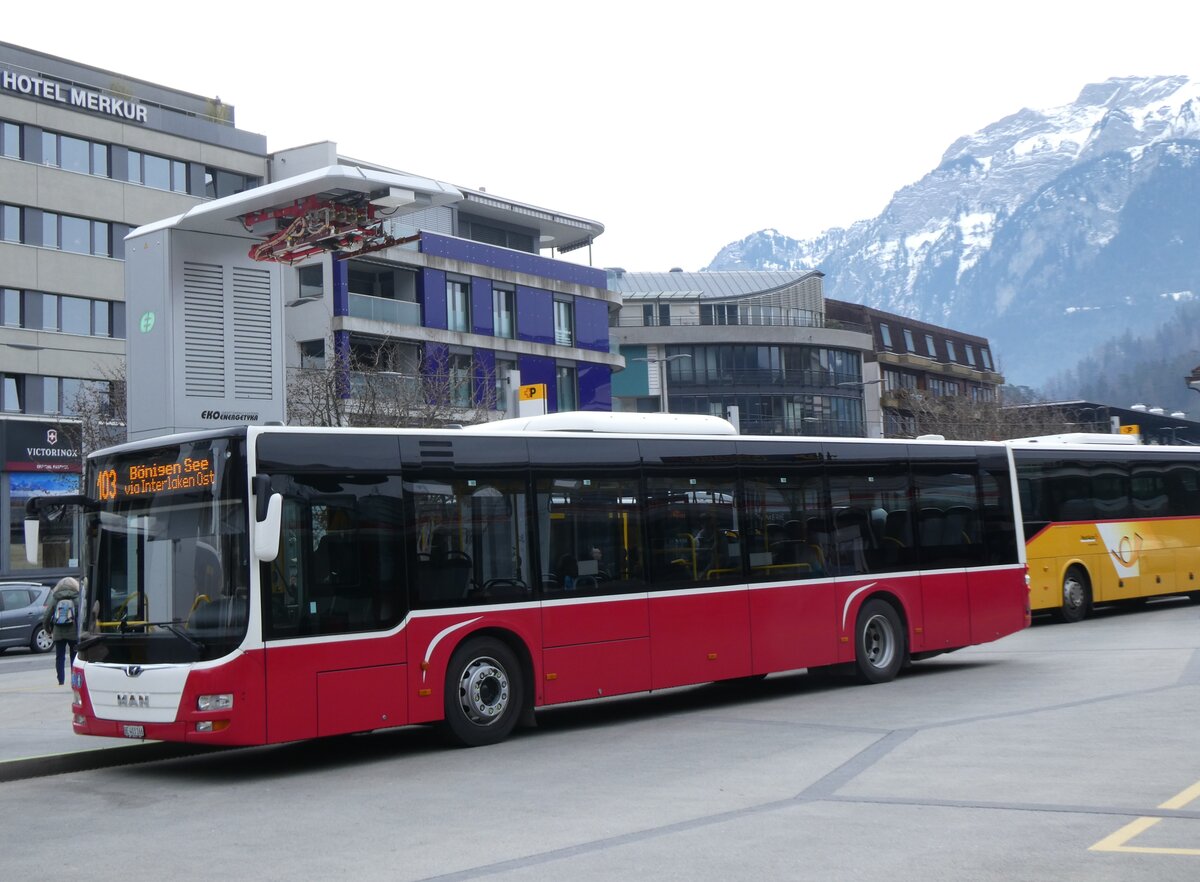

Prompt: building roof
xmin=608 ymin=269 xmax=822 ymax=300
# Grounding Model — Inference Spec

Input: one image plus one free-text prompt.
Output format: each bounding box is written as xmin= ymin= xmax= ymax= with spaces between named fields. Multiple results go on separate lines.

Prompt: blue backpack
xmin=53 ymin=597 xmax=76 ymax=626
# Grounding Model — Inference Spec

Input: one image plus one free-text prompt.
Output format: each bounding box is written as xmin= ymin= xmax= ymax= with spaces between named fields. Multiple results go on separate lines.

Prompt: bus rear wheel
xmin=443 ymin=637 xmax=523 ymax=748
xmin=1056 ymin=566 xmax=1091 ymax=623
xmin=854 ymin=599 xmax=905 ymax=684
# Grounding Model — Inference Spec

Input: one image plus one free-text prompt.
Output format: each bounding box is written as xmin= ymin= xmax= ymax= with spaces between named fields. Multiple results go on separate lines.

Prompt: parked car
xmin=0 ymin=581 xmax=53 ymax=653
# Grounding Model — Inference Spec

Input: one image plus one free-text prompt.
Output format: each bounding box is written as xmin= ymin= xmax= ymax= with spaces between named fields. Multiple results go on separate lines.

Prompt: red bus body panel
xmin=71 ymin=565 xmax=1028 ymax=746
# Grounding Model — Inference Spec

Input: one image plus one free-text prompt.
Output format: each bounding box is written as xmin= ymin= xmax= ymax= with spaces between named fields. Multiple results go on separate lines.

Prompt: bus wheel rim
xmin=1063 ymin=576 xmax=1085 ymax=610
xmin=863 ymin=614 xmax=895 ymax=669
xmin=458 ymin=657 xmax=510 ymax=726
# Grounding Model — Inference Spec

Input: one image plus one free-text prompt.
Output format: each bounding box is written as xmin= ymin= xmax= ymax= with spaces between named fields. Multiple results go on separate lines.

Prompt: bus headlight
xmin=197 ymin=693 xmax=233 ymax=711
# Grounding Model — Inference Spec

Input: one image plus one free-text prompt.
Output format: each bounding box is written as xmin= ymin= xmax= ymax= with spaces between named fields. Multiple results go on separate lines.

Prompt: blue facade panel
xmin=471 ymin=277 xmax=493 ymax=336
xmin=578 ymin=363 xmax=612 ymax=412
xmin=516 ymin=287 xmax=553 ymax=346
xmin=420 ymin=231 xmax=606 ymax=289
xmin=575 ymin=296 xmax=610 ymax=352
xmin=332 ymin=260 xmax=349 ymax=317
xmin=518 ymin=355 xmax=556 ymax=410
xmin=421 ymin=268 xmax=448 ymax=330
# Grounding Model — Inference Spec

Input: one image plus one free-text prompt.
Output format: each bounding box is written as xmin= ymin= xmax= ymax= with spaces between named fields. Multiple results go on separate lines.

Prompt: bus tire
xmin=1056 ymin=566 xmax=1091 ymax=623
xmin=854 ymin=598 xmax=905 ymax=684
xmin=443 ymin=637 xmax=523 ymax=748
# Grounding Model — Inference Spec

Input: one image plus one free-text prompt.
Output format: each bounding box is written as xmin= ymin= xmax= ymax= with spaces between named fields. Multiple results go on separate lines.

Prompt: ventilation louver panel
xmin=232 ymin=267 xmax=273 ymax=399
xmin=183 ymin=262 xmax=226 ymax=397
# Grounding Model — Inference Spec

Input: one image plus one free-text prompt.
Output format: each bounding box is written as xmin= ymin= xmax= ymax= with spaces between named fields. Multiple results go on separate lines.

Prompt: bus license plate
xmin=122 ymin=725 xmax=145 ymax=739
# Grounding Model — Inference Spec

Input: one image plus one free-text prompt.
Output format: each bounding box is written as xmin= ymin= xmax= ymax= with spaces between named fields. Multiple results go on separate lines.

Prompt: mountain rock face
xmin=708 ymin=77 xmax=1200 ymax=388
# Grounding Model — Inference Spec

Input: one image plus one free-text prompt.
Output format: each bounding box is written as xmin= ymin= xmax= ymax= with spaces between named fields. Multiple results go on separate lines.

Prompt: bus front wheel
xmin=443 ymin=637 xmax=523 ymax=748
xmin=1057 ymin=567 xmax=1091 ymax=623
xmin=854 ymin=599 xmax=905 ymax=684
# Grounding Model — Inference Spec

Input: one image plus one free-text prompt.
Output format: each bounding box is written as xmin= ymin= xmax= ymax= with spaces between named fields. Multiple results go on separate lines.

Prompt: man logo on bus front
xmin=125 ymin=665 xmax=144 ymax=678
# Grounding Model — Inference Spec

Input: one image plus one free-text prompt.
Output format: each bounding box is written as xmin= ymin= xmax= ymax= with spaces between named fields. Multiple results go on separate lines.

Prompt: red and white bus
xmin=34 ymin=414 xmax=1029 ymax=748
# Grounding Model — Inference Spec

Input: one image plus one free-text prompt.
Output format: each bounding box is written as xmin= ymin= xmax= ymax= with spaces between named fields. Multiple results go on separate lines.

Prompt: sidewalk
xmin=0 ymin=661 xmax=187 ymax=779
xmin=0 ymin=663 xmax=128 ymax=760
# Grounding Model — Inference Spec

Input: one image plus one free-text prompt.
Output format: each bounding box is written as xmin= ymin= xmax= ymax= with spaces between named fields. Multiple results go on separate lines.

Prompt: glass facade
xmin=649 ymin=343 xmax=867 ymax=436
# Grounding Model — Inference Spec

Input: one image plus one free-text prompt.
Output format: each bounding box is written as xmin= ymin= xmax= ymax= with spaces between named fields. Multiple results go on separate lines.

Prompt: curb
xmin=0 ymin=742 xmax=222 ymax=782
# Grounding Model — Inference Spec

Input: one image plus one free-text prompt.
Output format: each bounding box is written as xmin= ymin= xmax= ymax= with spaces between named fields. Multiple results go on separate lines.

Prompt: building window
xmin=903 ymin=329 xmax=916 ymax=352
xmin=964 ymin=344 xmax=977 ymax=367
xmin=556 ymin=364 xmax=577 ymax=411
xmin=297 ymin=265 xmax=323 ymax=300
xmin=493 ymin=287 xmax=515 ymax=339
xmin=642 ymin=303 xmax=670 ymax=326
xmin=1 ymin=203 xmax=20 ymax=242
xmin=879 ymin=323 xmax=893 ymax=349
xmin=128 ymin=150 xmax=189 ymax=193
xmin=980 ymin=348 xmax=993 ymax=371
xmin=61 ymin=296 xmax=90 ymax=335
xmin=447 ymin=279 xmax=471 ymax=332
xmin=700 ymin=303 xmax=740 ymax=326
xmin=2 ymin=289 xmax=20 ymax=326
xmin=496 ymin=358 xmax=516 ymax=411
xmin=41 ymin=131 xmax=108 ymax=176
xmin=884 ymin=369 xmax=917 ymax=392
xmin=40 ymin=211 xmax=110 ymax=257
xmin=924 ymin=334 xmax=937 ymax=357
xmin=300 ymin=339 xmax=326 ymax=370
xmin=554 ymin=299 xmax=574 ymax=346
xmin=1 ymin=121 xmax=20 ymax=159
xmin=927 ymin=377 xmax=960 ymax=397
xmin=205 ymin=168 xmax=260 ymax=199
xmin=945 ymin=340 xmax=957 ymax=362
xmin=2 ymin=375 xmax=23 ymax=412
xmin=449 ymin=352 xmax=473 ymax=406
xmin=1 ymin=289 xmax=121 ymax=337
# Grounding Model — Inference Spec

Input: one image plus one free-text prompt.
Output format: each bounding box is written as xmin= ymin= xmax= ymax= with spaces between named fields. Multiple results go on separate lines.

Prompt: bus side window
xmin=536 ymin=476 xmax=645 ymax=596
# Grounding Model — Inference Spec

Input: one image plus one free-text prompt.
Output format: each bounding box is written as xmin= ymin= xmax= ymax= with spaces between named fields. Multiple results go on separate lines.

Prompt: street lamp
xmin=631 ymin=354 xmax=692 ymax=412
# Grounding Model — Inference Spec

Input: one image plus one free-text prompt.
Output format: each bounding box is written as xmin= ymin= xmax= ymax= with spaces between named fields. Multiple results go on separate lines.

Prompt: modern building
xmin=270 ymin=143 xmax=619 ymax=424
xmin=1011 ymin=400 xmax=1200 ymax=445
xmin=1 ymin=41 xmax=268 ymax=581
xmin=824 ymin=301 xmax=1005 ymax=437
xmin=608 ymin=269 xmax=880 ymax=436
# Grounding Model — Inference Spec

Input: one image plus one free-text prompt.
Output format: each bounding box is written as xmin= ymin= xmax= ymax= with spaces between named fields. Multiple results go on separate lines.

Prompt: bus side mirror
xmin=254 ymin=493 xmax=283 ymax=562
xmin=252 ymin=474 xmax=282 ymax=563
xmin=23 ymin=518 xmax=39 ymax=565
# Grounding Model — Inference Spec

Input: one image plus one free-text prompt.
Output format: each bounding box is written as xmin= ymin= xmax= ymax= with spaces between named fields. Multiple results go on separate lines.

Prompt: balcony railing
xmin=613 ymin=312 xmax=870 ymax=334
xmin=347 ymin=292 xmax=421 ymax=326
xmin=668 ymin=369 xmax=865 ymax=389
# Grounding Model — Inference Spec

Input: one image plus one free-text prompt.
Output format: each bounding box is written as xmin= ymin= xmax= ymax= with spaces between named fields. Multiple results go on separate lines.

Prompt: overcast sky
xmin=7 ymin=1 xmax=1198 ymax=272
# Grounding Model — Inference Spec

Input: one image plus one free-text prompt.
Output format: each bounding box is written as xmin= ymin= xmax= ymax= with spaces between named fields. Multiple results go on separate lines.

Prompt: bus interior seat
xmin=943 ymin=506 xmax=975 ymax=545
xmin=918 ymin=508 xmax=945 ymax=547
xmin=884 ymin=509 xmax=912 ymax=547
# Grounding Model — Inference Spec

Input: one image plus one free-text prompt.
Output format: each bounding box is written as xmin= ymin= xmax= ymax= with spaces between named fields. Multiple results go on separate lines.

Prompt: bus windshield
xmin=79 ymin=437 xmax=249 ymax=665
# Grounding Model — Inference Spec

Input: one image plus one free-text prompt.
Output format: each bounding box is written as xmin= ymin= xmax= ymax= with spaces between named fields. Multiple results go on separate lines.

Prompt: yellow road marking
xmin=1090 ymin=779 xmax=1200 ymax=855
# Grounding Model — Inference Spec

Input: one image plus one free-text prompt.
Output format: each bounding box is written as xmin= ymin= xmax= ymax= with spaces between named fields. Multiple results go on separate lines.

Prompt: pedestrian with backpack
xmin=42 ymin=576 xmax=80 ymax=686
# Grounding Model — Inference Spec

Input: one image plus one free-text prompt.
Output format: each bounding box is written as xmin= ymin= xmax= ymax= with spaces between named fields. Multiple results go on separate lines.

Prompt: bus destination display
xmin=95 ymin=454 xmax=216 ymax=502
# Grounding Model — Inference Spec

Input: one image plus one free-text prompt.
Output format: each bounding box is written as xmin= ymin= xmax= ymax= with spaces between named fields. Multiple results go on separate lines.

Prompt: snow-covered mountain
xmin=708 ymin=76 xmax=1200 ymax=387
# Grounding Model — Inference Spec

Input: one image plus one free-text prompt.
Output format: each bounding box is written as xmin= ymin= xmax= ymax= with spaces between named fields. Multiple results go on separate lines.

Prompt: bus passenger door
xmin=258 ymin=460 xmax=410 ymax=743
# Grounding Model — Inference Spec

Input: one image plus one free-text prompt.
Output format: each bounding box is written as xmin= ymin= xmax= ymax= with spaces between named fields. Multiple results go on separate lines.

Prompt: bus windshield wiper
xmin=146 ymin=621 xmax=205 ymax=651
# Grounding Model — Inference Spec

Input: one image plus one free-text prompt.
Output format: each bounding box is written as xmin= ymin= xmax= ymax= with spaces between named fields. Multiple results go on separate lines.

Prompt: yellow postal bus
xmin=1012 ymin=435 xmax=1200 ymax=622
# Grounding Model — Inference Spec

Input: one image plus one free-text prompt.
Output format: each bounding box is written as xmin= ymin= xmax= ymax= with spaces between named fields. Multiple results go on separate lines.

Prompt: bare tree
xmin=886 ymin=388 xmax=1074 ymax=441
xmin=57 ymin=363 xmax=128 ymax=456
xmin=287 ymin=339 xmax=498 ymax=428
